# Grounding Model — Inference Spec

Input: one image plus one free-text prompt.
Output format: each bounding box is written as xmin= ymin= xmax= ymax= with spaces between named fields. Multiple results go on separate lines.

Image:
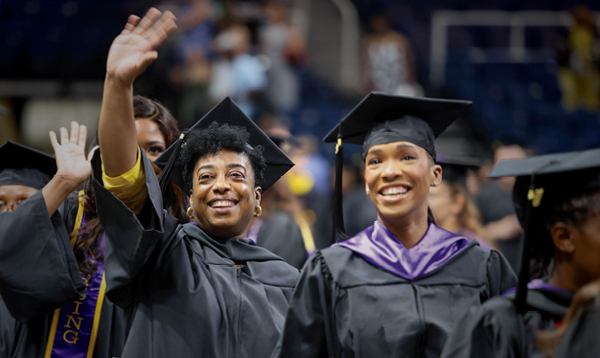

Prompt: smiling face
xmin=135 ymin=119 xmax=167 ymax=176
xmin=0 ymin=185 xmax=39 ymax=212
xmin=364 ymin=141 xmax=441 ymax=225
xmin=189 ymin=149 xmax=261 ymax=238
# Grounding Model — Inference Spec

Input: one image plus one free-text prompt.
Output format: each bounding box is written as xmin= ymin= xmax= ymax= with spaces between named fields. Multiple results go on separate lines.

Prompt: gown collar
xmin=334 ymin=221 xmax=470 ymax=280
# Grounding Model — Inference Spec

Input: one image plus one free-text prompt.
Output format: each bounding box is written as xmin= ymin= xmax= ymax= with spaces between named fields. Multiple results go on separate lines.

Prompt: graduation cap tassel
xmin=331 ymin=132 xmax=347 ymax=245
xmin=515 ymin=175 xmax=535 ymax=314
xmin=514 ymin=161 xmax=553 ymax=314
xmin=159 ymin=129 xmax=189 ymax=197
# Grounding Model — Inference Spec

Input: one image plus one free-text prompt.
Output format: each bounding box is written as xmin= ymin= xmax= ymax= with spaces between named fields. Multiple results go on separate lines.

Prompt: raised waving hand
xmin=100 ymin=9 xmax=176 ymax=177
xmin=106 ymin=8 xmax=177 ymax=85
xmin=42 ymin=122 xmax=97 ymax=216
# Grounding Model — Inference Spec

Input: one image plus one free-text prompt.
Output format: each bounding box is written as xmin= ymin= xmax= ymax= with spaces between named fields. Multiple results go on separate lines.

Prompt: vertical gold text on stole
xmin=63 ymin=268 xmax=93 ymax=344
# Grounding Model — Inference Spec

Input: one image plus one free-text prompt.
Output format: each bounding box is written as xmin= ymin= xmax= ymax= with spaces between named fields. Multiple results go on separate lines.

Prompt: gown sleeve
xmin=91 ymin=149 xmax=179 ymax=309
xmin=485 ymin=249 xmax=519 ymax=298
xmin=271 ymin=251 xmax=338 ymax=358
xmin=0 ymin=191 xmax=85 ymax=322
xmin=440 ymin=297 xmax=528 ymax=358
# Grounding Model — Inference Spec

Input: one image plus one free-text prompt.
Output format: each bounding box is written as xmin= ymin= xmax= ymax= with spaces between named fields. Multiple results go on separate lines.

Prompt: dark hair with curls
xmin=72 ymin=96 xmax=186 ymax=279
xmin=180 ymin=122 xmax=266 ymax=191
xmin=529 ymin=172 xmax=600 ymax=277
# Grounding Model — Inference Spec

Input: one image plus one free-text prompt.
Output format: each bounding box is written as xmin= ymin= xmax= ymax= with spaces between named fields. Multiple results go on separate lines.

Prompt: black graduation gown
xmin=554 ymin=294 xmax=600 ymax=358
xmin=255 ymin=211 xmax=308 ymax=269
xmin=271 ymin=242 xmax=517 ymax=358
xmin=0 ymin=191 xmax=129 ymax=358
xmin=91 ymin=153 xmax=300 ymax=357
xmin=440 ymin=286 xmax=573 ymax=358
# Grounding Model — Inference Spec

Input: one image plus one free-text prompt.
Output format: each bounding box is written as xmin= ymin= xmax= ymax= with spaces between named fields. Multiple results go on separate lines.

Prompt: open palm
xmin=50 ymin=122 xmax=97 ymax=188
xmin=107 ymin=8 xmax=177 ymax=84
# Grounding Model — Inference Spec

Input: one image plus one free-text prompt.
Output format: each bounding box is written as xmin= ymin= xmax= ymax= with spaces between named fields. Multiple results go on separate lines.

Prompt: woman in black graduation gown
xmin=0 ymin=126 xmax=129 ymax=357
xmin=440 ymin=147 xmax=600 ymax=358
xmin=272 ymin=93 xmax=518 ymax=358
xmin=93 ymin=9 xmax=299 ymax=357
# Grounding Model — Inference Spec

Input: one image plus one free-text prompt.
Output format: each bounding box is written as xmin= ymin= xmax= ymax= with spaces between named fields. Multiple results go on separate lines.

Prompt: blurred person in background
xmin=361 ymin=12 xmax=423 ymax=97
xmin=258 ymin=1 xmax=308 ymax=113
xmin=429 ymin=156 xmax=494 ymax=250
xmin=556 ymin=5 xmax=600 ymax=111
xmin=208 ymin=19 xmax=267 ymax=117
xmin=169 ymin=0 xmax=215 ymax=127
xmin=246 ymin=130 xmax=313 ymax=269
xmin=286 ymin=134 xmax=331 ymax=214
xmin=474 ymin=143 xmax=527 ymax=272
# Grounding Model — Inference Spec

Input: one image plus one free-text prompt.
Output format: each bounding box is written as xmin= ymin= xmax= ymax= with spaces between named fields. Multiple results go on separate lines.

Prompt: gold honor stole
xmin=44 ymin=191 xmax=107 ymax=358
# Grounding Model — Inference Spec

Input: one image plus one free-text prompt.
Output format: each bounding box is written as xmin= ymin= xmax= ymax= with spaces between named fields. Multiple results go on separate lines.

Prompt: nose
xmin=212 ymin=173 xmax=231 ymax=193
xmin=381 ymin=159 xmax=403 ymax=181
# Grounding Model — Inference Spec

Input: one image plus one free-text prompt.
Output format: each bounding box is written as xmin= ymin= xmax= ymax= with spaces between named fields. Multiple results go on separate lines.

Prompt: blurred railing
xmin=429 ymin=11 xmax=600 ymax=88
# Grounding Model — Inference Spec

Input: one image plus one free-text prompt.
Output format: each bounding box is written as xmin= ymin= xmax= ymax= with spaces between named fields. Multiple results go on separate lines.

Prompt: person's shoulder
xmin=246 ymin=252 xmax=299 ymax=289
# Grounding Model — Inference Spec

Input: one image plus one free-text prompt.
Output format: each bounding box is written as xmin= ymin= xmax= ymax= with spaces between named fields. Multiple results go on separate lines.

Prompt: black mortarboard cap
xmin=155 ymin=97 xmax=294 ymax=194
xmin=0 ymin=141 xmax=56 ymax=190
xmin=487 ymin=147 xmax=600 ymax=314
xmin=436 ymin=154 xmax=481 ymax=187
xmin=323 ymin=92 xmax=472 ymax=159
xmin=322 ymin=92 xmax=472 ymax=245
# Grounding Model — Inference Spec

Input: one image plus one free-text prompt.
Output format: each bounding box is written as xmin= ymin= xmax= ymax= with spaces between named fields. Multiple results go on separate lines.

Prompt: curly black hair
xmin=180 ymin=122 xmax=266 ymax=191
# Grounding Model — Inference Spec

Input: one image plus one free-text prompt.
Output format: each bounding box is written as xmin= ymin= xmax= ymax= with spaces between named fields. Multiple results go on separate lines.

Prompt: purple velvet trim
xmin=455 ymin=228 xmax=494 ymax=251
xmin=334 ymin=221 xmax=470 ymax=280
xmin=502 ymin=279 xmax=572 ymax=296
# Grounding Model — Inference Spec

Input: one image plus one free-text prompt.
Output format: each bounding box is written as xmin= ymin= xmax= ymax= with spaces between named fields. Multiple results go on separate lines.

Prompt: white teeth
xmin=382 ymin=187 xmax=408 ymax=196
xmin=211 ymin=200 xmax=234 ymax=208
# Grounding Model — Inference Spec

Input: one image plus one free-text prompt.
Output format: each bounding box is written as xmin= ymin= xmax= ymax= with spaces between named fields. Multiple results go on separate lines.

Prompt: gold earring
xmin=254 ymin=205 xmax=262 ymax=217
xmin=187 ymin=207 xmax=194 ymax=219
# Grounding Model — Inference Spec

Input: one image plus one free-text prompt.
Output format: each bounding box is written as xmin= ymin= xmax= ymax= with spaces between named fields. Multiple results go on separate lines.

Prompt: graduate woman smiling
xmin=272 ymin=93 xmax=518 ymax=358
xmin=92 ymin=8 xmax=299 ymax=357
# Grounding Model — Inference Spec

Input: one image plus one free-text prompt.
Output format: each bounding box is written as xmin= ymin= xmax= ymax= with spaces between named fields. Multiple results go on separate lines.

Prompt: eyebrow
xmin=145 ymin=141 xmax=165 ymax=146
xmin=197 ymin=163 xmax=246 ymax=174
xmin=367 ymin=144 xmax=417 ymax=156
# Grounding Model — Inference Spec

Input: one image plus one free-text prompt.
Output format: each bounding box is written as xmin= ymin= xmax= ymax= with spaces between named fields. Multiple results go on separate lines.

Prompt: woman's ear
xmin=551 ymin=222 xmax=576 ymax=254
xmin=431 ymin=164 xmax=442 ymax=186
xmin=365 ymin=182 xmax=370 ymax=196
xmin=188 ymin=189 xmax=194 ymax=208
xmin=255 ymin=187 xmax=262 ymax=206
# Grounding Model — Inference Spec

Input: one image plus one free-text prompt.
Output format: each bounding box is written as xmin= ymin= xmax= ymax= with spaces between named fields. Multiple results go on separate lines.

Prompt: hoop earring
xmin=187 ymin=207 xmax=194 ymax=219
xmin=254 ymin=205 xmax=263 ymax=217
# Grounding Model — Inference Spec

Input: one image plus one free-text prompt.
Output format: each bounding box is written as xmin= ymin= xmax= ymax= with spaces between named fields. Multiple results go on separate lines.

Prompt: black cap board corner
xmin=487 ymin=146 xmax=600 ymax=314
xmin=155 ymin=97 xmax=294 ymax=194
xmin=0 ymin=141 xmax=57 ymax=190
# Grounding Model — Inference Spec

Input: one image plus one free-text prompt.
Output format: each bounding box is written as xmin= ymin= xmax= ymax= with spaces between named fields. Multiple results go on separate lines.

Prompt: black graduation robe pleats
xmin=440 ymin=287 xmax=573 ymax=358
xmin=554 ymin=294 xmax=600 ymax=358
xmin=0 ymin=191 xmax=129 ymax=358
xmin=91 ymin=153 xmax=300 ymax=358
xmin=255 ymin=211 xmax=308 ymax=269
xmin=271 ymin=242 xmax=517 ymax=358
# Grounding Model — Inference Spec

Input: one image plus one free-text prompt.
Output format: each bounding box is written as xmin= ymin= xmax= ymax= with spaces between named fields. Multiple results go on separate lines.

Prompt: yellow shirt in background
xmin=101 ymin=146 xmax=148 ymax=215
